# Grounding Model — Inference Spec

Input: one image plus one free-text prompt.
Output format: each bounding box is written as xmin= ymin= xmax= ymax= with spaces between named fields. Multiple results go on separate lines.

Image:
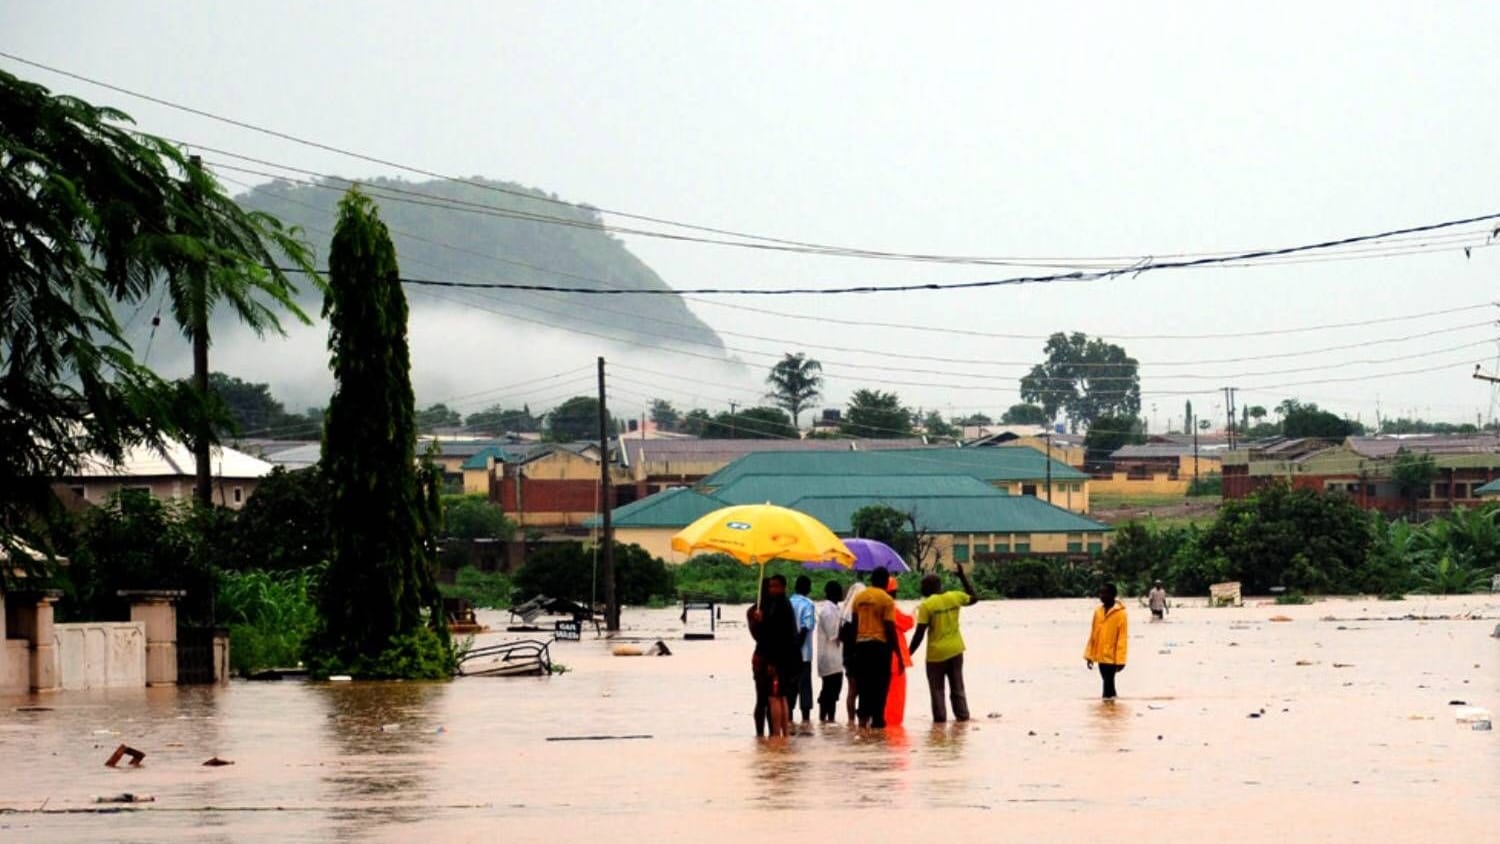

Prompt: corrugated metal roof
xmin=789 ymin=494 xmax=1111 ymax=535
xmin=1347 ymin=435 xmax=1500 ymax=459
xmin=598 ymin=487 xmax=728 ymax=528
xmin=1111 ymin=443 xmax=1196 ymax=458
xmin=623 ymin=437 xmax=931 ymax=464
xmin=70 ymin=439 xmax=275 ymax=479
xmin=1475 ymin=478 xmax=1500 ymax=496
xmin=712 ymin=474 xmax=1003 ymax=503
xmin=701 ymin=447 xmax=1087 ymax=487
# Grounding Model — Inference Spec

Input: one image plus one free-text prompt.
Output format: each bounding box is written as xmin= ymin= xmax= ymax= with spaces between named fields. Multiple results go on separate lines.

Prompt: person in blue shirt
xmin=790 ymin=575 xmax=818 ymax=725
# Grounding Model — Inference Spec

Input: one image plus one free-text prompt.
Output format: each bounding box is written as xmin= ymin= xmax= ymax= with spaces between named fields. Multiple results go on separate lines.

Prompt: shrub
xmin=512 ymin=542 xmax=676 ymax=606
xmin=1274 ymin=590 xmax=1312 ymax=605
xmin=439 ymin=566 xmax=514 ymax=608
xmin=307 ymin=626 xmax=456 ymax=680
xmin=217 ymin=568 xmax=320 ymax=675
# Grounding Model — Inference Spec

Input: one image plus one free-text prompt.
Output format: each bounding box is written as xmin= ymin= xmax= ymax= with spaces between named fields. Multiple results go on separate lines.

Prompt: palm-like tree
xmin=766 ymin=352 xmax=823 ymax=429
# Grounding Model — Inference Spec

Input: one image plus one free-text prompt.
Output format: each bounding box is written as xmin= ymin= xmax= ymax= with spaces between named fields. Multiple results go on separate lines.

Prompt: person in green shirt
xmin=909 ymin=561 xmax=980 ymax=723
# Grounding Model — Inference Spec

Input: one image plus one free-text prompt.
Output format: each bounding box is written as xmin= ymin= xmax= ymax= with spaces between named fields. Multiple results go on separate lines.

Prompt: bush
xmin=671 ymin=555 xmax=947 ymax=603
xmin=439 ymin=566 xmax=514 ymax=608
xmin=218 ymin=567 xmax=320 ymax=675
xmin=1274 ymin=590 xmax=1312 ymax=605
xmin=307 ymin=626 xmax=455 ymax=680
xmin=969 ymin=558 xmax=1095 ymax=599
xmin=512 ymin=542 xmax=676 ymax=606
xmin=441 ymin=494 xmax=515 ymax=540
xmin=1187 ymin=473 xmax=1222 ymax=497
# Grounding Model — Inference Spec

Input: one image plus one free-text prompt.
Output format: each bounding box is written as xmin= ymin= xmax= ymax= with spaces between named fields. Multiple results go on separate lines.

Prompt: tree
xmin=1084 ymin=414 xmax=1146 ymax=465
xmin=1391 ymin=452 xmax=1437 ymax=514
xmin=922 ymin=410 xmax=958 ymax=439
xmin=841 ymin=389 xmax=913 ymax=438
xmin=649 ymin=399 xmax=680 ymax=432
xmin=1196 ymin=482 xmax=1372 ymax=594
xmin=441 ymin=494 xmax=515 ymax=540
xmin=310 ymin=190 xmax=445 ymax=677
xmin=1020 ymin=332 xmax=1141 ymax=430
xmin=1248 ymin=405 xmax=1267 ymax=424
xmin=547 ymin=396 xmax=613 ymax=441
xmin=416 ymin=403 xmax=462 ymax=431
xmin=0 ymin=70 xmax=313 ymax=569
xmin=702 ymin=406 xmax=797 ymax=439
xmin=956 ymin=413 xmax=993 ymax=426
xmin=850 ymin=504 xmax=917 ymax=562
xmin=223 ymin=466 xmax=332 ymax=572
xmin=765 ymin=353 xmax=824 ymax=429
xmin=207 ymin=373 xmax=291 ymax=437
xmin=1001 ymin=403 xmax=1050 ymax=426
xmin=1282 ymin=403 xmax=1360 ymax=438
xmin=1183 ymin=400 xmax=1193 ymax=434
xmin=679 ymin=408 xmax=712 ymax=437
xmin=512 ymin=541 xmax=675 ymax=606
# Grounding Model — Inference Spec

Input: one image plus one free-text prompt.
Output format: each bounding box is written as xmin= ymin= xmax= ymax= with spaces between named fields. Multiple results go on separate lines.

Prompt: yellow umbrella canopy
xmin=671 ymin=504 xmax=855 ymax=604
xmin=672 ymin=503 xmax=855 ymax=565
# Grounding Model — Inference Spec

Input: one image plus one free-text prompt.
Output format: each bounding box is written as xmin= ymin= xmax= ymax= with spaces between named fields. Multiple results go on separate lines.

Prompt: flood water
xmin=3 ymin=596 xmax=1497 ymax=843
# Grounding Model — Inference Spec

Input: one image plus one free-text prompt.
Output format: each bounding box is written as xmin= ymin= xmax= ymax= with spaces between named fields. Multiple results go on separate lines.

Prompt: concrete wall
xmin=53 ymin=622 xmax=146 ymax=690
xmin=66 ymin=476 xmax=260 ymax=510
xmin=1 ymin=641 xmax=29 ymax=695
xmin=1091 ymin=472 xmax=1192 ymax=497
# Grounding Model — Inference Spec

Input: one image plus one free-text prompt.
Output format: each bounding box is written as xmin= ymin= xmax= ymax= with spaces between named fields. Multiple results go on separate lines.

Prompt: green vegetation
xmin=0 ymin=69 xmax=313 ymax=574
xmin=1020 ymin=333 xmax=1140 ymax=430
xmin=218 ymin=568 xmax=319 ymax=675
xmin=702 ymin=406 xmax=797 ymax=439
xmin=1084 ymin=413 xmax=1146 ymax=464
xmin=1002 ymin=403 xmax=1051 ymax=425
xmin=672 ymin=554 xmax=957 ymax=603
xmin=439 ymin=566 xmax=515 ymax=609
xmin=1186 ymin=472 xmax=1223 ymax=497
xmin=841 ymin=389 xmax=913 ymax=438
xmin=1274 ymin=590 xmax=1312 ymax=605
xmin=308 ymin=189 xmax=448 ymax=679
xmin=1103 ymin=484 xmax=1499 ymax=597
xmin=511 ymin=542 xmax=676 ymax=606
xmin=766 ymin=353 xmax=824 ymax=429
xmin=545 ymin=395 xmax=612 ymax=441
xmin=441 ymin=494 xmax=516 ymax=540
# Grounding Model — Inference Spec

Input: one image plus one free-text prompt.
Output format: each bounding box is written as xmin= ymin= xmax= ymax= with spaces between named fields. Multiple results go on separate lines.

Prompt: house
xmin=58 ymin=439 xmax=274 ymax=510
xmin=698 ymin=447 xmax=1092 ymax=513
xmin=967 ymin=431 xmax=1087 ymax=469
xmin=1094 ymin=441 xmax=1227 ymax=496
xmin=603 ymin=469 xmax=1111 ymax=565
xmin=618 ymin=437 xmax=934 ymax=496
xmin=469 ymin=442 xmax=625 ymax=530
xmin=1221 ymin=435 xmax=1500 ymax=512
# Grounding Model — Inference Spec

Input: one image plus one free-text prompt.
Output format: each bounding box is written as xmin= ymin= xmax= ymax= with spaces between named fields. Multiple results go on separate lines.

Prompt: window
xmin=974 ymin=544 xmax=990 ymax=557
xmin=1014 ymin=541 xmax=1031 ymax=554
xmin=1430 ymin=483 xmax=1448 ymax=500
xmin=993 ymin=535 xmax=1011 ymax=552
xmin=952 ymin=543 xmax=970 ymax=563
xmin=68 ymin=486 xmax=86 ymax=501
xmin=1022 ymin=484 xmax=1038 ymax=497
xmin=1453 ymin=483 xmax=1470 ymax=499
xmin=1067 ymin=535 xmax=1083 ymax=553
xmin=232 ymin=486 xmax=244 ymax=504
xmin=1088 ymin=542 xmax=1104 ymax=555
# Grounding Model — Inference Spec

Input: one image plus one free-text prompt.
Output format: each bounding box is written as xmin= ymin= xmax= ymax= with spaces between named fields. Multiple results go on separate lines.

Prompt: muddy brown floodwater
xmin=2 ymin=596 xmax=1497 ymax=843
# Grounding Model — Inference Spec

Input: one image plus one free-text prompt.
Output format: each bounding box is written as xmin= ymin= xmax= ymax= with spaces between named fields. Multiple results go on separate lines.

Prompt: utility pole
xmin=1222 ymin=386 xmax=1238 ymax=450
xmin=1192 ymin=410 xmax=1200 ymax=484
xmin=597 ymin=356 xmax=617 ymax=632
xmin=728 ymin=401 xmax=738 ymax=438
xmin=1044 ymin=431 xmax=1053 ymax=505
xmin=187 ymin=155 xmax=213 ymax=506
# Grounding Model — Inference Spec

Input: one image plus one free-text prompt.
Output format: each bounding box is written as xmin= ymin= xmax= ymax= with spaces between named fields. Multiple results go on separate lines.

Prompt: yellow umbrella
xmin=671 ymin=503 xmax=855 ymax=607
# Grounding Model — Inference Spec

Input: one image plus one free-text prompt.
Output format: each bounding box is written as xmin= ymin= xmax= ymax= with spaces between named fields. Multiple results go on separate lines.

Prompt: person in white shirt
xmin=815 ymin=581 xmax=846 ymax=722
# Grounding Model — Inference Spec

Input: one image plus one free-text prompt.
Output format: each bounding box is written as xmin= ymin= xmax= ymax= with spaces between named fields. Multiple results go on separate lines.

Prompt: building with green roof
xmin=602 ymin=451 xmax=1110 ymax=565
xmin=700 ymin=447 xmax=1091 ymax=513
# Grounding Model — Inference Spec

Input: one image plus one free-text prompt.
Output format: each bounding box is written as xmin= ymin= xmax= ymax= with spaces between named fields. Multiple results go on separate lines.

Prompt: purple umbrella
xmin=803 ymin=538 xmax=910 ymax=573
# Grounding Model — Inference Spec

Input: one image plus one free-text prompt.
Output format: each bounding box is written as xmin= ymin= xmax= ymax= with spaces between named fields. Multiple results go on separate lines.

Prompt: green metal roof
xmin=787 ymin=494 xmax=1111 ymax=535
xmin=712 ymin=474 xmax=1004 ymax=504
xmin=460 ymin=445 xmax=519 ymax=470
xmin=700 ymin=447 xmax=1087 ymax=488
xmin=1475 ymin=478 xmax=1500 ymax=497
xmin=596 ymin=487 xmax=728 ymax=528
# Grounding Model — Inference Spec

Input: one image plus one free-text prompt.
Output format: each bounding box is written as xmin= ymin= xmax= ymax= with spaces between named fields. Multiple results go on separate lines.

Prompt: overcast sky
xmin=8 ymin=1 xmax=1500 ymax=430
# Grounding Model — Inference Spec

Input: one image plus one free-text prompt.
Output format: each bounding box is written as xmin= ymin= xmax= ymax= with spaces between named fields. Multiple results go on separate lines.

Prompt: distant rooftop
xmin=69 ymin=439 xmax=275 ymax=480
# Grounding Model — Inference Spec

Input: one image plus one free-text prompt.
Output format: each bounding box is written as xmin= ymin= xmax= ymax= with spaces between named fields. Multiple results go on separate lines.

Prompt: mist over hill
xmin=126 ymin=176 xmax=736 ymax=411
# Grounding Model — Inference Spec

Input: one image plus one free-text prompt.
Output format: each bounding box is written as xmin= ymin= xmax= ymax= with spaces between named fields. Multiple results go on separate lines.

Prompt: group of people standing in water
xmin=747 ymin=566 xmax=1133 ymax=737
xmin=746 ymin=563 xmax=980 ymax=737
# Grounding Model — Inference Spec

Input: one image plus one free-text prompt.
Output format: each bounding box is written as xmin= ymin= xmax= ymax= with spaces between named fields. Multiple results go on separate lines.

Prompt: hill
xmin=232 ymin=176 xmax=726 ymax=352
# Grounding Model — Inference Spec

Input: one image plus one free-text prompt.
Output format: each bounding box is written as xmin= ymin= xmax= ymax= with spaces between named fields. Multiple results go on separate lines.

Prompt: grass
xmin=1091 ymin=493 xmax=1193 ymax=510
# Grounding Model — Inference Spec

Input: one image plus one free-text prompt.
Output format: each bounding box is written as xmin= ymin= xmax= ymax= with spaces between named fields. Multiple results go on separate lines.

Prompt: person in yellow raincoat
xmin=1083 ymin=582 xmax=1128 ymax=699
xmin=884 ymin=576 xmax=914 ymax=727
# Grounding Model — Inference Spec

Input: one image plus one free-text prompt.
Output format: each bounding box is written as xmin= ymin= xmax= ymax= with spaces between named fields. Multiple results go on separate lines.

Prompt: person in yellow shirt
xmin=1083 ymin=582 xmax=1128 ymax=699
xmin=909 ymin=561 xmax=979 ymax=723
xmin=848 ymin=567 xmax=903 ymax=729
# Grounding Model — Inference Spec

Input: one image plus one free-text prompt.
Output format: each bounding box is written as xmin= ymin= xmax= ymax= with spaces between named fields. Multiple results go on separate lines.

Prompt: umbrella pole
xmin=755 ymin=558 xmax=765 ymax=612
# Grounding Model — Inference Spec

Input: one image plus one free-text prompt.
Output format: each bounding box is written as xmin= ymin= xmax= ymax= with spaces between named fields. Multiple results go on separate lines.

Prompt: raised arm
xmin=956 ymin=561 xmax=980 ymax=604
